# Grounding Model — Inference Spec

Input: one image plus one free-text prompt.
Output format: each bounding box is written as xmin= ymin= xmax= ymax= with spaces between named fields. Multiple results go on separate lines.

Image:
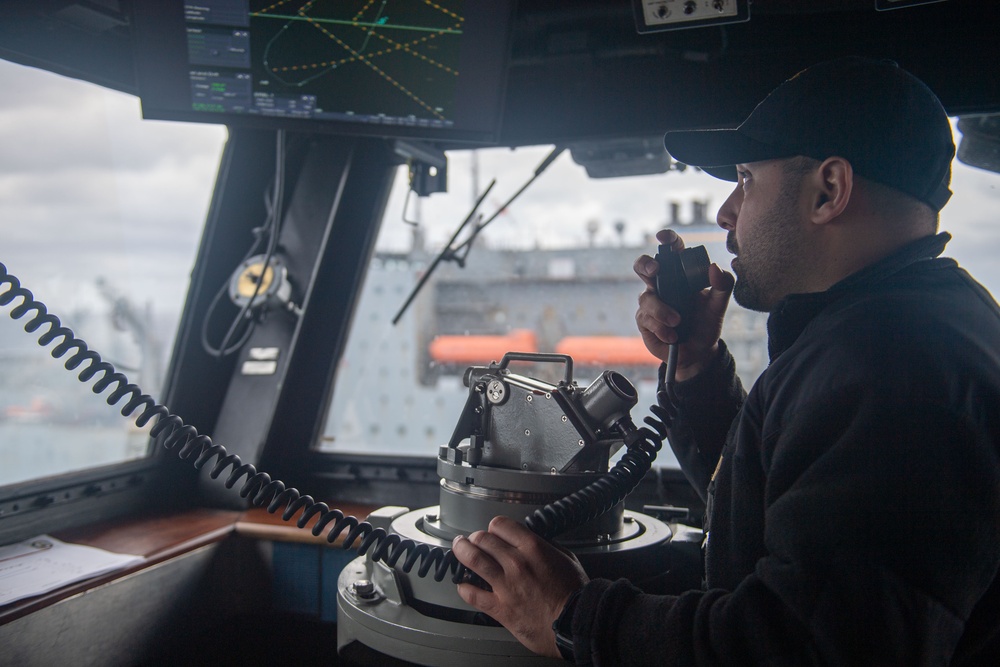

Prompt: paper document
xmin=0 ymin=534 xmax=143 ymax=607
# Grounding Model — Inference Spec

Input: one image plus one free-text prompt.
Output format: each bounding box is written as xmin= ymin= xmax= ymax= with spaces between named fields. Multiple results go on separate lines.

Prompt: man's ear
xmin=810 ymin=156 xmax=853 ymax=225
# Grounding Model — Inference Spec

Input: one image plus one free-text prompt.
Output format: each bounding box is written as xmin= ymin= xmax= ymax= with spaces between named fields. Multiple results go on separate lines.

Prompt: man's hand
xmin=634 ymin=229 xmax=735 ymax=381
xmin=453 ymin=516 xmax=589 ymax=658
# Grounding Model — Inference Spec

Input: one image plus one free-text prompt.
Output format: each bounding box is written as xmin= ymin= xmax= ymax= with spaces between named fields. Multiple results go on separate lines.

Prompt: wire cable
xmin=2 ymin=260 xmax=667 ymax=587
xmin=201 ymin=129 xmax=288 ymax=358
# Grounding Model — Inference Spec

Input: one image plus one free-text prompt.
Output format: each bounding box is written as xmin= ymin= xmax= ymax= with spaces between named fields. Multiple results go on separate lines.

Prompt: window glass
xmin=321 ymin=146 xmax=762 ymax=468
xmin=0 ymin=60 xmax=227 ymax=485
xmin=320 ymin=125 xmax=1000 ymax=468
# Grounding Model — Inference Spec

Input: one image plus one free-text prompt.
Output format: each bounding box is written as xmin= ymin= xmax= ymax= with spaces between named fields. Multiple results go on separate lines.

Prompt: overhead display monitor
xmin=132 ymin=1 xmax=515 ymax=144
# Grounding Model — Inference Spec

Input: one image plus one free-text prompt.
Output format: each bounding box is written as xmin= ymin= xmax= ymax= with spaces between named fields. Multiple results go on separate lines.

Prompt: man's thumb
xmin=706 ymin=263 xmax=735 ymax=310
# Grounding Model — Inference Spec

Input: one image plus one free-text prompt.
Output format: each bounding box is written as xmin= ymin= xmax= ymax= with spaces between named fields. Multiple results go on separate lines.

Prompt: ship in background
xmin=322 ymin=207 xmax=769 ymax=467
xmin=0 ymin=205 xmax=769 ymax=479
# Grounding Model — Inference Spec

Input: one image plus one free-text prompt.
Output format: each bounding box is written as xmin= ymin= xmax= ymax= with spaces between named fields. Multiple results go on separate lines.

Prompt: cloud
xmin=0 ymin=60 xmax=227 ymax=176
xmin=0 ymin=59 xmax=227 ymax=323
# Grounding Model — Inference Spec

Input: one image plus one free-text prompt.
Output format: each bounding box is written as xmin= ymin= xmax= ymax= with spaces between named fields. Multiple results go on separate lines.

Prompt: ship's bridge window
xmin=0 ymin=60 xmax=227 ymax=486
xmin=319 ymin=132 xmax=1000 ymax=466
xmin=318 ymin=145 xmax=770 ymax=467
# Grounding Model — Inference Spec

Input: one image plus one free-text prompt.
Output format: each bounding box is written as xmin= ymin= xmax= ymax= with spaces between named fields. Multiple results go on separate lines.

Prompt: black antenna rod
xmin=391 ymin=180 xmax=496 ymax=325
xmin=391 ymin=144 xmax=566 ymax=325
xmin=449 ymin=145 xmax=565 ymax=259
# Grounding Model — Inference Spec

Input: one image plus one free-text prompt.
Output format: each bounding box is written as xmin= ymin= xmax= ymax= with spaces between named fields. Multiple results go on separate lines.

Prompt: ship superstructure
xmin=323 ymin=223 xmax=768 ymax=465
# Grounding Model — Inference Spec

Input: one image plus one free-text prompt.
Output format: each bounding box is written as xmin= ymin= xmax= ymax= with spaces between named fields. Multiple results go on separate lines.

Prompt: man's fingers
xmin=704 ymin=263 xmax=735 ymax=317
xmin=635 ymin=230 xmax=689 ymax=289
xmin=459 ymin=518 xmax=570 ymax=584
xmin=708 ymin=263 xmax=735 ymax=293
xmin=470 ymin=525 xmax=523 ymax=562
xmin=485 ymin=515 xmax=538 ymax=548
xmin=452 ymin=516 xmax=591 ymax=657
xmin=633 ymin=254 xmax=658 ymax=290
xmin=640 ymin=289 xmax=681 ymax=326
xmin=636 ymin=310 xmax=676 ymax=346
xmin=655 ymin=228 xmax=685 ymax=251
xmin=452 ymin=533 xmax=505 ymax=585
xmin=636 ymin=292 xmax=682 ymax=359
xmin=456 ymin=578 xmax=497 ymax=612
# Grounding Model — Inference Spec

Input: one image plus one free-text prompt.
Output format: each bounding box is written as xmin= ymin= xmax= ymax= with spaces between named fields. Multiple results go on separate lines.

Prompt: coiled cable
xmin=1 ymin=260 xmax=668 ymax=585
xmin=524 ymin=396 xmax=671 ymax=539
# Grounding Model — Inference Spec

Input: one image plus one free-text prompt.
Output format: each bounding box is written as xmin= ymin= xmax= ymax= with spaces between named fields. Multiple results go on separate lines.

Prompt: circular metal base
xmin=337 ymin=557 xmax=564 ymax=666
xmin=336 ymin=509 xmax=674 ymax=666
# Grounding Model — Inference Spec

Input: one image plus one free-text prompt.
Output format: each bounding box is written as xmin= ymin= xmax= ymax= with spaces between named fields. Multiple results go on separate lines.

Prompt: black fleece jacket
xmin=570 ymin=233 xmax=1000 ymax=665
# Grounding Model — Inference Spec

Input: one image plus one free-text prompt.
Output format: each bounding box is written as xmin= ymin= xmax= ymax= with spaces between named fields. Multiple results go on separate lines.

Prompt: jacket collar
xmin=765 ymin=232 xmax=951 ymax=362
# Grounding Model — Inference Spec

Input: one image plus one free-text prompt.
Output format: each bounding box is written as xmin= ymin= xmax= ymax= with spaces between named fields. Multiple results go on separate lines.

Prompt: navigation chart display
xmin=134 ymin=0 xmax=515 ymax=143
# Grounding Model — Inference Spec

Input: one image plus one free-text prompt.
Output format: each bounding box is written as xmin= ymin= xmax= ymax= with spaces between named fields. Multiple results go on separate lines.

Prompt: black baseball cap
xmin=663 ymin=57 xmax=955 ymax=211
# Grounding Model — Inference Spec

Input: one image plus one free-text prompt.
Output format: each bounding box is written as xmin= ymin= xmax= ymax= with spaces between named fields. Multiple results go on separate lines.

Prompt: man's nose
xmin=716 ymin=185 xmax=741 ymax=231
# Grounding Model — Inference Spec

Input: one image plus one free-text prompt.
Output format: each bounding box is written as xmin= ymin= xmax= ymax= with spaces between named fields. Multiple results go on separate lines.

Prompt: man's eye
xmin=737 ymin=170 xmax=751 ymax=186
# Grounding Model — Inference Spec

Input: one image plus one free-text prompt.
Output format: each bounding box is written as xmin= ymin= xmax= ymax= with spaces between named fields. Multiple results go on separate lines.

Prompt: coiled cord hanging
xmin=1 ymin=260 xmax=670 ymax=585
xmin=524 ymin=372 xmax=672 ymax=538
xmin=0 ymin=261 xmax=477 ymax=582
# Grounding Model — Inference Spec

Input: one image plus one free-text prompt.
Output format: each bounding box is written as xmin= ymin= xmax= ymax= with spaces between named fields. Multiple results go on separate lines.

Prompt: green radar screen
xmin=249 ymin=0 xmax=464 ymax=122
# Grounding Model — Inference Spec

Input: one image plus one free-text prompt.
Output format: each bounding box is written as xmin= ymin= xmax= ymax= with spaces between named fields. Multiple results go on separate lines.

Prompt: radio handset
xmin=654 ymin=244 xmax=711 ymax=343
xmin=655 ymin=244 xmax=711 ymax=401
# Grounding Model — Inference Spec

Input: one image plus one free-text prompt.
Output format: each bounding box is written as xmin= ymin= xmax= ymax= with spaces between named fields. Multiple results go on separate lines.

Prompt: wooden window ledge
xmin=0 ymin=502 xmax=377 ymax=625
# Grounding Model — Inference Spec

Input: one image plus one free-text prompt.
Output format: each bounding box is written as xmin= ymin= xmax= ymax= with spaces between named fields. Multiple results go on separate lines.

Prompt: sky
xmin=3 ymin=55 xmax=1000 ymax=333
xmin=383 ymin=131 xmax=1000 ymax=290
xmin=0 ymin=59 xmax=227 ymax=319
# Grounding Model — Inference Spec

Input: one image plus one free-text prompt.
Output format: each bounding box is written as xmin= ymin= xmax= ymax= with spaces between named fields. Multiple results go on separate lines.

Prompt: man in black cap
xmin=452 ymin=57 xmax=1000 ymax=664
xmin=454 ymin=58 xmax=1000 ymax=665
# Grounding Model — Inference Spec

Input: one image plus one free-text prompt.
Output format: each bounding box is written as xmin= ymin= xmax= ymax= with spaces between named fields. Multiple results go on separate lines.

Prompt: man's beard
xmin=726 ymin=231 xmax=770 ymax=312
xmin=730 ymin=228 xmax=771 ymax=312
xmin=732 ymin=262 xmax=772 ymax=312
xmin=727 ymin=205 xmax=803 ymax=312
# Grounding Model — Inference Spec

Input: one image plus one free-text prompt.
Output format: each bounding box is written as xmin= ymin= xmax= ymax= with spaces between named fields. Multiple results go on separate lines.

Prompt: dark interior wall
xmin=1 ymin=538 xmax=272 ymax=667
xmin=0 ymin=1 xmax=998 ymax=148
xmin=499 ymin=0 xmax=1000 ymax=144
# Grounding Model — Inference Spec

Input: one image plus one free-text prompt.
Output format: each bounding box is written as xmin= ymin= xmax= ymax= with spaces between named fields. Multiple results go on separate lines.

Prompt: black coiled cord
xmin=0 ymin=262 xmax=476 ymax=583
xmin=524 ymin=377 xmax=672 ymax=538
xmin=1 ymin=261 xmax=669 ymax=586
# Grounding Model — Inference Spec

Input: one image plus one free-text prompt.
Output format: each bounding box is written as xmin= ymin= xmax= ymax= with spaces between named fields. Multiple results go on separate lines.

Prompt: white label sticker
xmin=248 ymin=347 xmax=280 ymax=361
xmin=241 ymin=360 xmax=278 ymax=375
